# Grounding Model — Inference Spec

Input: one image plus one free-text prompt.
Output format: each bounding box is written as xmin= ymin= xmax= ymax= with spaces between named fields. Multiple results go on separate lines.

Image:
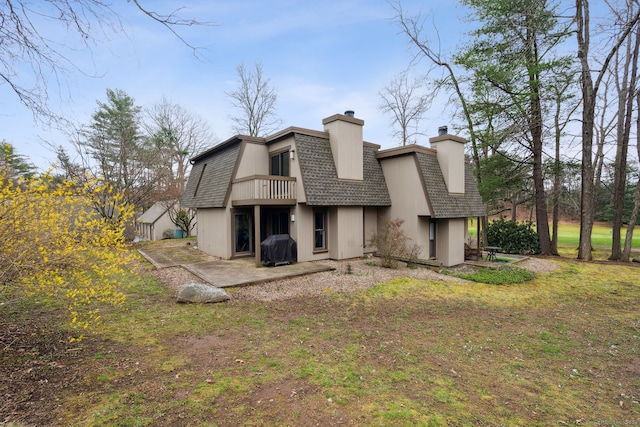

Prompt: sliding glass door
xmin=233 ymin=210 xmax=253 ymax=254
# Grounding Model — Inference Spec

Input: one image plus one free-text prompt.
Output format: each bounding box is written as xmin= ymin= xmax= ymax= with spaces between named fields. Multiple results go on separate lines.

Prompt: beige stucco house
xmin=136 ymin=201 xmax=198 ymax=241
xmin=136 ymin=201 xmax=176 ymax=241
xmin=182 ymin=111 xmax=485 ymax=267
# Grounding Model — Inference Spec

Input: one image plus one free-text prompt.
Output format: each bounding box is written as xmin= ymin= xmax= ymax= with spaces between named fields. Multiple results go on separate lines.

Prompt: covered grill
xmin=260 ymin=234 xmax=297 ymax=266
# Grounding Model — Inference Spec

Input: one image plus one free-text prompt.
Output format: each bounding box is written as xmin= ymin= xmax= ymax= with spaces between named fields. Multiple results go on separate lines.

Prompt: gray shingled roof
xmin=137 ymin=201 xmax=170 ymax=224
xmin=294 ymin=133 xmax=391 ymax=206
xmin=416 ymin=152 xmax=486 ymax=218
xmin=181 ymin=142 xmax=241 ymax=208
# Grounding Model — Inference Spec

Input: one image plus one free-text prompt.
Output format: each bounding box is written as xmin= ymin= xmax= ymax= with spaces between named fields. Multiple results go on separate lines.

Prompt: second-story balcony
xmin=231 ymin=175 xmax=297 ymax=206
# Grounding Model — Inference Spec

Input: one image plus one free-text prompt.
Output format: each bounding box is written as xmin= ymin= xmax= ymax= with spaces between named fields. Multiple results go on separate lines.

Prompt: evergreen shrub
xmin=486 ymin=217 xmax=540 ymax=254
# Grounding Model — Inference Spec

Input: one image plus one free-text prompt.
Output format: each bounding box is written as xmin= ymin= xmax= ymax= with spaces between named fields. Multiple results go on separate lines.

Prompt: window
xmin=260 ymin=208 xmax=290 ymax=240
xmin=270 ymin=151 xmax=289 ymax=176
xmin=429 ymin=219 xmax=436 ymax=258
xmin=314 ymin=210 xmax=326 ymax=250
xmin=234 ymin=211 xmax=253 ymax=254
xmin=271 ymin=212 xmax=289 ymax=235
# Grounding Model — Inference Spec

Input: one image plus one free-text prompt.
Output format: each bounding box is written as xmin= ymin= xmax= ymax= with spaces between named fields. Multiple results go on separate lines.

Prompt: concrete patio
xmin=138 ymin=243 xmax=334 ymax=288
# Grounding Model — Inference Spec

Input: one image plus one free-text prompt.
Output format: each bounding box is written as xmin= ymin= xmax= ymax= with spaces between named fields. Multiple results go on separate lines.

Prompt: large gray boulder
xmin=177 ymin=283 xmax=230 ymax=303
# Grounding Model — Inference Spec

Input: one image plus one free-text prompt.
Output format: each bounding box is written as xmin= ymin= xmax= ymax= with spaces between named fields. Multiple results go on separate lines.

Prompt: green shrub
xmin=486 ymin=217 xmax=540 ymax=254
xmin=452 ymin=265 xmax=535 ymax=285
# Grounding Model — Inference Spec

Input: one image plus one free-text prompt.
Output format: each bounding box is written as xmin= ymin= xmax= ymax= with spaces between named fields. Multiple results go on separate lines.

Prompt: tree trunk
xmin=622 ymin=181 xmax=640 ymax=262
xmin=551 ymin=111 xmax=561 ymax=255
xmin=576 ymin=0 xmax=595 ymax=260
xmin=576 ymin=0 xmax=640 ymax=260
xmin=609 ymin=87 xmax=630 ymax=260
xmin=528 ymin=23 xmax=552 ymax=255
xmin=532 ymin=134 xmax=551 ymax=255
xmin=622 ymin=92 xmax=640 ymax=262
xmin=578 ymin=96 xmax=596 ymax=261
xmin=610 ymin=25 xmax=639 ymax=260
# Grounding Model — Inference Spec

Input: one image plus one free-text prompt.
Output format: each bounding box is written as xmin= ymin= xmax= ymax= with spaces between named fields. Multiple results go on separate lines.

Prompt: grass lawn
xmin=555 ymin=222 xmax=640 ymax=258
xmin=2 ymin=243 xmax=640 ymax=426
xmin=470 ymin=220 xmax=640 ymax=259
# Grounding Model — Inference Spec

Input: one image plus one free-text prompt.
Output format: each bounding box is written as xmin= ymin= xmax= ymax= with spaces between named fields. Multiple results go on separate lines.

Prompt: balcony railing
xmin=232 ymin=175 xmax=296 ymax=205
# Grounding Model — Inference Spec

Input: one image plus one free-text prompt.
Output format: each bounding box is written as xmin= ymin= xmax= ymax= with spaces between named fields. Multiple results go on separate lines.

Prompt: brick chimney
xmin=429 ymin=127 xmax=466 ymax=194
xmin=322 ymin=111 xmax=364 ymax=181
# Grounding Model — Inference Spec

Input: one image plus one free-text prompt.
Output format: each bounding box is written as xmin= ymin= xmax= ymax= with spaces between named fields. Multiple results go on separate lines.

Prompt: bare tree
xmin=391 ymin=2 xmax=489 ymax=246
xmin=379 ymin=69 xmax=431 ymax=146
xmin=622 ymin=91 xmax=640 ymax=261
xmin=391 ymin=2 xmax=480 ymax=168
xmin=163 ymin=203 xmax=197 ymax=238
xmin=227 ymin=62 xmax=282 ymax=137
xmin=593 ymin=72 xmax=618 ymax=209
xmin=144 ymin=97 xmax=215 ymax=197
xmin=575 ymin=0 xmax=640 ymax=260
xmin=609 ymin=5 xmax=640 ymax=261
xmin=0 ymin=1 xmax=207 ymax=123
xmin=549 ymin=65 xmax=580 ymax=255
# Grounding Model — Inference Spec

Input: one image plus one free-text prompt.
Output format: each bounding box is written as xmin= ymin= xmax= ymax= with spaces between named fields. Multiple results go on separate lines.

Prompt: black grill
xmin=260 ymin=234 xmax=297 ymax=266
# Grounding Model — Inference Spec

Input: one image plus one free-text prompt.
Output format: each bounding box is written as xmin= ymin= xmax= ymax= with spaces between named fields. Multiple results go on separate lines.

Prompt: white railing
xmin=232 ymin=175 xmax=296 ymax=201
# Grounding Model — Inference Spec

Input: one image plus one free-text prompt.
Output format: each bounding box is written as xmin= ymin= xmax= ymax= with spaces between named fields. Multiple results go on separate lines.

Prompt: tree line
xmin=2 ymin=59 xmax=280 ymax=238
xmin=381 ymin=0 xmax=640 ymax=262
xmin=58 ymin=91 xmax=213 ymax=216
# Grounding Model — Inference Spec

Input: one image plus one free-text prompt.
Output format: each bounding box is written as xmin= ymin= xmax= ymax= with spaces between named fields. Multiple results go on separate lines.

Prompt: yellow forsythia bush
xmin=0 ymin=172 xmax=135 ymax=338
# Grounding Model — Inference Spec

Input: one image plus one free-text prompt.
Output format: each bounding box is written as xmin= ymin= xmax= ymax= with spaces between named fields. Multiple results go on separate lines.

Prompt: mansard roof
xmin=415 ymin=152 xmax=485 ymax=218
xmin=182 ymin=128 xmax=484 ymax=218
xmin=182 ymin=138 xmax=241 ymax=208
xmin=294 ymin=133 xmax=391 ymax=206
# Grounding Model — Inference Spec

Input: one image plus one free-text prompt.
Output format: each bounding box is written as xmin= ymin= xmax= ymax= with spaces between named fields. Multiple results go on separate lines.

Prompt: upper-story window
xmin=270 ymin=151 xmax=289 ymax=177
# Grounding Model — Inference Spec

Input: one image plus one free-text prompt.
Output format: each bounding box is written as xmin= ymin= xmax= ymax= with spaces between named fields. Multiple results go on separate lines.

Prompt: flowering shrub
xmin=0 ymin=173 xmax=134 ymax=339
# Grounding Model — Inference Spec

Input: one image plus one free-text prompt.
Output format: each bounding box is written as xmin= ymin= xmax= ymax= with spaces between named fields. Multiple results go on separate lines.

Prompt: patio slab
xmin=138 ymin=244 xmax=334 ymax=288
xmin=139 ymin=244 xmax=213 ymax=269
xmin=183 ymin=259 xmax=334 ymax=288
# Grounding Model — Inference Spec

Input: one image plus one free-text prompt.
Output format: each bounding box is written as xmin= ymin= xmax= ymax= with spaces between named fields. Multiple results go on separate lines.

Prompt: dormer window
xmin=270 ymin=151 xmax=289 ymax=176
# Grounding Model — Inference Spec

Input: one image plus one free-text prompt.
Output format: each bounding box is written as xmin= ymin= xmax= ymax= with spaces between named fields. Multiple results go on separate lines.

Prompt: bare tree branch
xmin=226 ymin=62 xmax=283 ymax=137
xmin=379 ymin=68 xmax=431 ymax=145
xmin=0 ymin=1 xmax=211 ymax=123
xmin=130 ymin=0 xmax=212 ymax=58
xmin=144 ymin=97 xmax=216 ymax=196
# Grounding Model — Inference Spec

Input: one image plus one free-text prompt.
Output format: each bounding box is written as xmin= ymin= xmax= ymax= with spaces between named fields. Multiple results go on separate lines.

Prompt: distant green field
xmin=554 ymin=222 xmax=640 ymax=258
xmin=469 ymin=220 xmax=640 ymax=259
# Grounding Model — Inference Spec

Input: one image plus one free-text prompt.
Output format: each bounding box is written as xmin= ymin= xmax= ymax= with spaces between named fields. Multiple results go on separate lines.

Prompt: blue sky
xmin=3 ymin=1 xmax=468 ymax=170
